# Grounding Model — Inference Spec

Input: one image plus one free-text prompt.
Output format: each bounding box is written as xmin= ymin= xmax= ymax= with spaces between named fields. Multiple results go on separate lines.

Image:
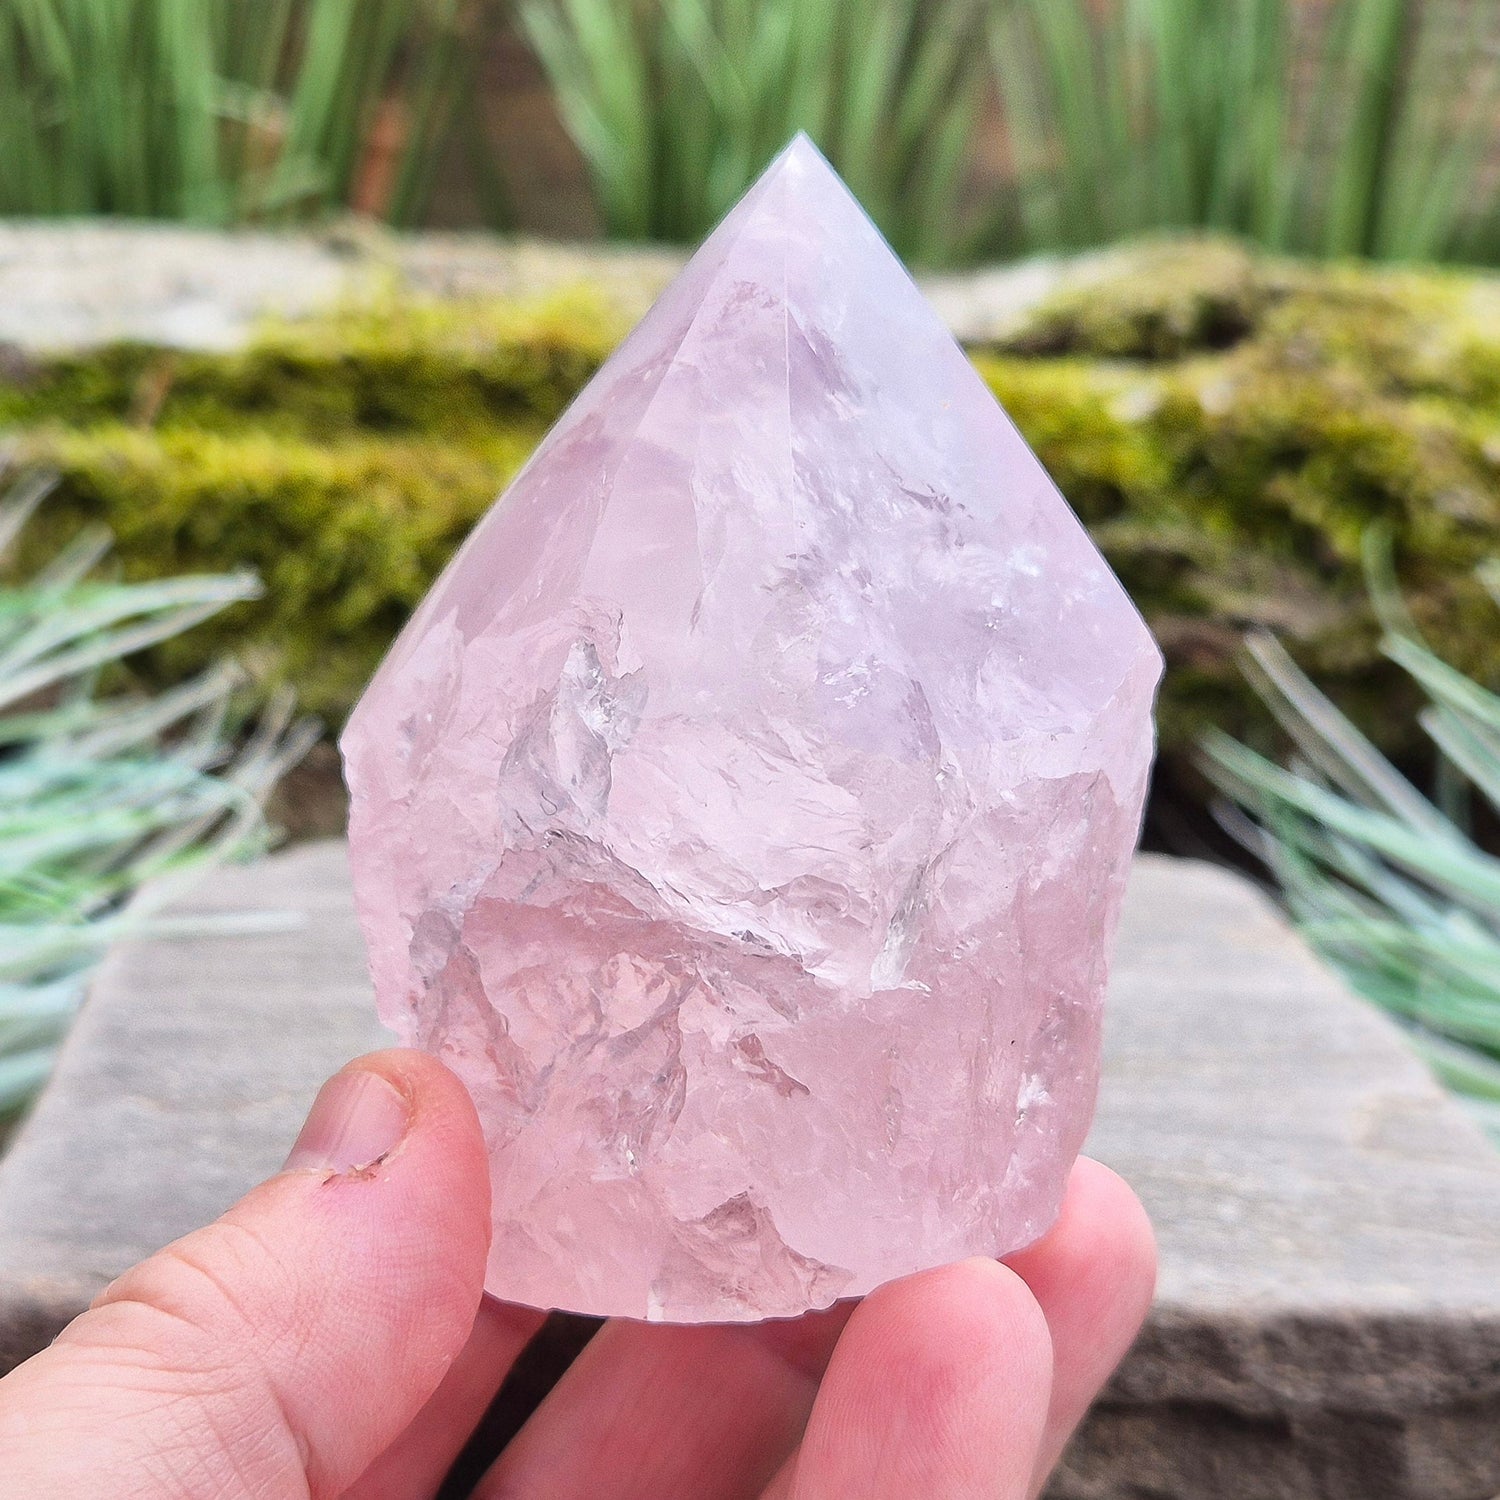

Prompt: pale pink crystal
xmin=341 ymin=137 xmax=1161 ymax=1323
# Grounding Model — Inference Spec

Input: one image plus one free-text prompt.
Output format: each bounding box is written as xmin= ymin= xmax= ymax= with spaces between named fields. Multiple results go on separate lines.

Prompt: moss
xmin=0 ymin=286 xmax=626 ymax=440
xmin=995 ymin=238 xmax=1273 ymax=361
xmin=6 ymin=240 xmax=1500 ymax=765
xmin=974 ymin=356 xmax=1171 ymax=524
xmin=973 ymin=244 xmax=1500 ymax=751
xmin=18 ymin=423 xmax=539 ymax=717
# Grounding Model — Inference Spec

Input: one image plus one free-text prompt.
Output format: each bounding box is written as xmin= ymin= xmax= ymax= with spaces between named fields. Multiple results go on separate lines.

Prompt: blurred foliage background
xmin=0 ymin=0 xmax=1495 ymax=268
xmin=0 ymin=0 xmax=472 ymax=224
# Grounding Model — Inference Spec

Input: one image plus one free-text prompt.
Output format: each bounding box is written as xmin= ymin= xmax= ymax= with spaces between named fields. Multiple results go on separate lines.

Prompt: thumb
xmin=0 ymin=1049 xmax=491 ymax=1500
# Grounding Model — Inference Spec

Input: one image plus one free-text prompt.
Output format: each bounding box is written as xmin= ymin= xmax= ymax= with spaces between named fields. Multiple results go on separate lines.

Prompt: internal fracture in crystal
xmin=341 ymin=136 xmax=1162 ymax=1323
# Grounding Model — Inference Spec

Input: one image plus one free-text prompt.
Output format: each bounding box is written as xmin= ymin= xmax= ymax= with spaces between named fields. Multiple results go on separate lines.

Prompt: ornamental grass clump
xmin=0 ymin=469 xmax=314 ymax=1120
xmin=990 ymin=0 xmax=1500 ymax=265
xmin=520 ymin=0 xmax=985 ymax=263
xmin=1207 ymin=551 xmax=1500 ymax=1141
xmin=0 ymin=0 xmax=470 ymax=225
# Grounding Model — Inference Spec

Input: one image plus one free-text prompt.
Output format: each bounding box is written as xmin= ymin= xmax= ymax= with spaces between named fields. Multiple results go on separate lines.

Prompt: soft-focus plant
xmin=1205 ymin=553 xmax=1500 ymax=1142
xmin=0 ymin=469 xmax=315 ymax=1120
xmin=0 ymin=0 xmax=472 ymax=225
xmin=519 ymin=0 xmax=985 ymax=263
xmin=989 ymin=0 xmax=1500 ymax=264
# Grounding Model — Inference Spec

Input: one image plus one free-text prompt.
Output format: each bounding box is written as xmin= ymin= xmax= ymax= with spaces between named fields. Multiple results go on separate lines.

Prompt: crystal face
xmin=341 ymin=136 xmax=1162 ymax=1323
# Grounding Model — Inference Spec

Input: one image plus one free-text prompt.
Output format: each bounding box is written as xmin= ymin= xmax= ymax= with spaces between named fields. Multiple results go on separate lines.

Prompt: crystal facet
xmin=341 ymin=137 xmax=1162 ymax=1323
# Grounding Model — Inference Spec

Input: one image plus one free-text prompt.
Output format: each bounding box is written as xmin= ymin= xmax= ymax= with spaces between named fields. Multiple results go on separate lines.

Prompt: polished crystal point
xmin=341 ymin=136 xmax=1161 ymax=1323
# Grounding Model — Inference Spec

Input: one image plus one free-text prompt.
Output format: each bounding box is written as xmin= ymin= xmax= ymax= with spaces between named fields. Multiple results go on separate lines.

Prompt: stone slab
xmin=0 ymin=842 xmax=388 ymax=1368
xmin=0 ymin=842 xmax=1497 ymax=1499
xmin=0 ymin=220 xmax=1083 ymax=353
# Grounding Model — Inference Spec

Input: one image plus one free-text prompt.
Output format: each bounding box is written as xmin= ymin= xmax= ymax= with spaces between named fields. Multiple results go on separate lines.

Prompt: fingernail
xmin=284 ymin=1067 xmax=410 ymax=1175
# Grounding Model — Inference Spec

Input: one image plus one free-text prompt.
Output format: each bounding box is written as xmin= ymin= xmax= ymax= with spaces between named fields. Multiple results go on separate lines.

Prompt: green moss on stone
xmin=0 ymin=286 xmax=625 ymax=440
xmin=974 ymin=244 xmax=1500 ymax=752
xmin=18 ymin=423 xmax=538 ymax=717
xmin=7 ymin=240 xmax=1500 ymax=764
xmin=996 ymin=238 xmax=1272 ymax=361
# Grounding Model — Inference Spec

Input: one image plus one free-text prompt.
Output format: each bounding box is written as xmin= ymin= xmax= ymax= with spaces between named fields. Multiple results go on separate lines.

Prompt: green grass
xmin=988 ymin=0 xmax=1500 ymax=265
xmin=0 ymin=0 xmax=472 ymax=225
xmin=1206 ymin=543 xmax=1500 ymax=1141
xmin=519 ymin=0 xmax=986 ymax=263
xmin=5 ymin=0 xmax=1496 ymax=269
xmin=0 ymin=468 xmax=313 ymax=1119
xmin=517 ymin=0 xmax=1500 ymax=269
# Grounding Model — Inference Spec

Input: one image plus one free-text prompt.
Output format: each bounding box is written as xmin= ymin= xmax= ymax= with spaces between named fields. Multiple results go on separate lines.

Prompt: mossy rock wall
xmin=10 ymin=240 xmax=1500 ymax=762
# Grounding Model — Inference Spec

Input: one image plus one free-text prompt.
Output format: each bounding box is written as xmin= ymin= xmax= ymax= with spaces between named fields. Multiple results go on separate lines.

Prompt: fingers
xmin=766 ymin=1259 xmax=1053 ymax=1500
xmin=475 ymin=1161 xmax=1153 ymax=1500
xmin=1004 ymin=1158 xmax=1156 ymax=1494
xmin=345 ymin=1294 xmax=545 ymax=1500
xmin=476 ymin=1303 xmax=854 ymax=1500
xmin=0 ymin=1050 xmax=498 ymax=1500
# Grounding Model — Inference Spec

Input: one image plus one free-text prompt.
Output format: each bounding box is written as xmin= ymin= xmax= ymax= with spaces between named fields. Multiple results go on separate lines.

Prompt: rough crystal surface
xmin=341 ymin=137 xmax=1162 ymax=1323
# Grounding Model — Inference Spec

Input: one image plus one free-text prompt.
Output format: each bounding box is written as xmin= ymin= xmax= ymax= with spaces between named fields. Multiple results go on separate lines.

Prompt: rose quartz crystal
xmin=341 ymin=136 xmax=1161 ymax=1323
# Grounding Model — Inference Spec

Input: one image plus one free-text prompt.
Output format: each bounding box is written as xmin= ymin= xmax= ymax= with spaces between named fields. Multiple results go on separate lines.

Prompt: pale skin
xmin=0 ymin=1049 xmax=1156 ymax=1499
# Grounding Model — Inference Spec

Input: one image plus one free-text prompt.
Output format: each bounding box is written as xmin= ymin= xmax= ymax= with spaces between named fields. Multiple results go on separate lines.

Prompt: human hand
xmin=0 ymin=1049 xmax=1155 ymax=1499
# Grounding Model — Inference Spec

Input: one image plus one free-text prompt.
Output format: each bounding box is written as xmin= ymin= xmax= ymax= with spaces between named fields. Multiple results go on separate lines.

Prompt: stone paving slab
xmin=0 ymin=842 xmax=1497 ymax=1499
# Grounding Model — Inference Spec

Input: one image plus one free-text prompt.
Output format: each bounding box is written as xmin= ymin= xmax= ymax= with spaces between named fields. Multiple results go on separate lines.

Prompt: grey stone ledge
xmin=0 ymin=219 xmax=1099 ymax=353
xmin=0 ymin=842 xmax=1497 ymax=1500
